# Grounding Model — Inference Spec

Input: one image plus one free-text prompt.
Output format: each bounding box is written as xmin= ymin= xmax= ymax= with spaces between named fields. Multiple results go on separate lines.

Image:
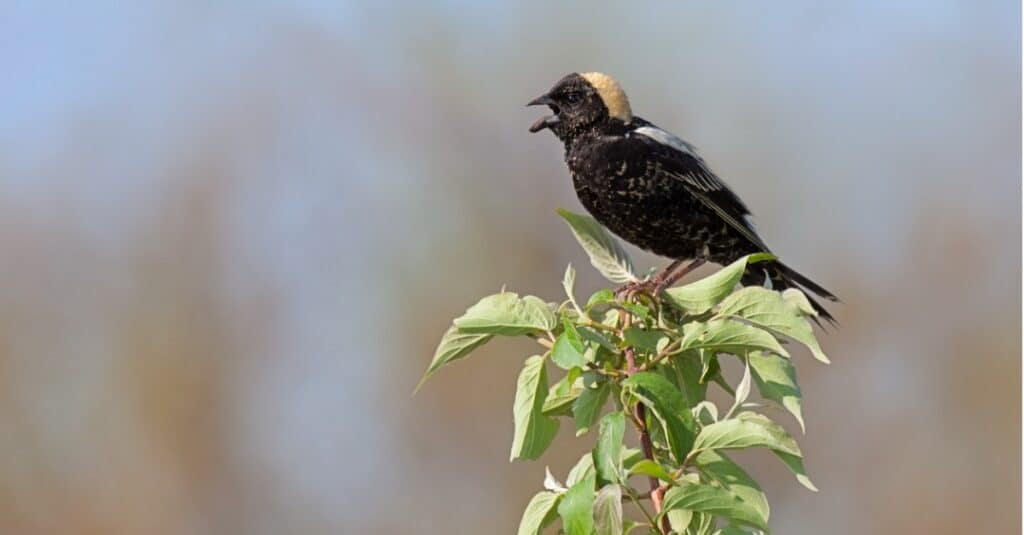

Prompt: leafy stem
xmin=420 ymin=211 xmax=830 ymax=535
xmin=623 ymin=483 xmax=661 ymax=533
xmin=639 ymin=338 xmax=684 ymax=371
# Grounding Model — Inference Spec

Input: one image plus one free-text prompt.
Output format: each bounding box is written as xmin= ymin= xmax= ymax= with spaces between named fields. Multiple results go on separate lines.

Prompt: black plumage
xmin=529 ymin=72 xmax=838 ymax=322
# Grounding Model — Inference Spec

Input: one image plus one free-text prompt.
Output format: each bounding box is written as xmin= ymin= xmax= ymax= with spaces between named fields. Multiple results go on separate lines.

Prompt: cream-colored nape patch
xmin=581 ymin=72 xmax=632 ymax=122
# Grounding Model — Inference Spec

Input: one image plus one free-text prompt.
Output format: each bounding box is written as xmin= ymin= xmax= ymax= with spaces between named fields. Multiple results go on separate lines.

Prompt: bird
xmin=528 ymin=72 xmax=837 ymax=323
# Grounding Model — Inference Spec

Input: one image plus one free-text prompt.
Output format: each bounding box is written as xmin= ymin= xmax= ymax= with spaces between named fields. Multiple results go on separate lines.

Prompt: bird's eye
xmin=565 ymin=92 xmax=581 ymax=104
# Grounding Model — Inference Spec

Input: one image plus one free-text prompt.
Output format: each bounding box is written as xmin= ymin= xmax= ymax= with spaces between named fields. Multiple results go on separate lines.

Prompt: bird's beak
xmin=527 ymin=94 xmax=555 ymax=107
xmin=527 ymin=93 xmax=560 ymax=133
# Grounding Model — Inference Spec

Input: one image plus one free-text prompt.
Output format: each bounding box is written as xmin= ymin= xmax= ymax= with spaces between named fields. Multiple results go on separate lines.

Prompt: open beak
xmin=527 ymin=94 xmax=560 ymax=133
xmin=527 ymin=94 xmax=555 ymax=107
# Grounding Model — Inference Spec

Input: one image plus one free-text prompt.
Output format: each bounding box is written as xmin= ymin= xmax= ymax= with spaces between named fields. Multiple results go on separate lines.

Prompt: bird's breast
xmin=564 ymin=142 xmax=716 ymax=259
xmin=568 ymin=149 xmax=660 ymax=203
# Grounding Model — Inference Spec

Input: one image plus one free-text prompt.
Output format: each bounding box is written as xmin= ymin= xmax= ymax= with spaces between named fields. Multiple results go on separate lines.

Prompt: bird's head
xmin=528 ymin=72 xmax=632 ymax=139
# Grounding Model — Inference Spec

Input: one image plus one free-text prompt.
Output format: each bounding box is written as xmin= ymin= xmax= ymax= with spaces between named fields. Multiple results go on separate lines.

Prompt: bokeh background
xmin=2 ymin=2 xmax=1020 ymax=534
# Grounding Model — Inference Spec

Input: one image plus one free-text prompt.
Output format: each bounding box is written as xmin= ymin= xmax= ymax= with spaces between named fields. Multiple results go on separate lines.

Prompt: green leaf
xmin=783 ymin=287 xmax=818 ymax=316
xmin=557 ymin=208 xmax=638 ymax=284
xmin=716 ymin=286 xmax=829 ymax=363
xmin=661 ymin=481 xmax=769 ymax=531
xmin=620 ymin=447 xmax=644 ymax=469
xmin=563 ymin=263 xmax=582 ymax=313
xmin=544 ymin=466 xmax=567 ymax=492
xmin=622 ymin=372 xmax=697 ymax=463
xmin=563 ymin=318 xmax=586 ymax=348
xmin=667 ymin=506 xmax=692 ymax=528
xmin=663 ymin=253 xmax=773 ymax=314
xmin=776 ymin=450 xmax=818 ymax=492
xmin=713 ymin=526 xmax=753 ymax=535
xmin=593 ymin=411 xmax=625 ymax=485
xmin=416 ymin=326 xmax=492 ymax=390
xmin=517 ymin=491 xmax=562 ymax=535
xmin=622 ymin=327 xmax=667 ymax=353
xmin=510 ymin=356 xmax=560 ymax=461
xmin=454 ymin=292 xmax=557 ymax=336
xmin=645 ymin=411 xmax=669 ymax=455
xmin=698 ymin=349 xmax=720 ymax=385
xmin=693 ymin=411 xmax=800 ymax=457
xmin=693 ymin=411 xmax=815 ymax=490
xmin=586 ymin=288 xmax=615 ymax=309
xmin=749 ymin=351 xmax=805 ymax=432
xmin=567 ymin=453 xmax=596 ymax=487
xmin=696 ymin=450 xmax=770 ymax=529
xmin=578 ymin=326 xmax=618 ymax=352
xmin=543 ymin=369 xmax=583 ymax=416
xmin=692 ymin=400 xmax=719 ymax=426
xmin=667 ymin=508 xmax=693 ymax=533
xmin=628 ymin=459 xmax=674 ymax=483
xmin=573 ymin=381 xmax=610 ymax=435
xmin=687 ymin=512 xmax=716 ymax=535
xmin=558 ymin=472 xmax=596 ymax=535
xmin=668 ymin=354 xmax=708 ymax=408
xmin=600 ymin=308 xmax=620 ymax=328
xmin=593 ymin=484 xmax=623 ymax=535
xmin=553 ymin=332 xmax=588 ymax=370
xmin=724 ymin=357 xmax=752 ymax=420
xmin=680 ymin=319 xmax=789 ymax=358
xmin=618 ymin=301 xmax=651 ymax=321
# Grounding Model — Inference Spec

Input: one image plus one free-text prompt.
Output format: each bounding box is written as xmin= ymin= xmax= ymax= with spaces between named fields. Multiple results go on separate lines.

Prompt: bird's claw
xmin=614 ymin=278 xmax=663 ymax=300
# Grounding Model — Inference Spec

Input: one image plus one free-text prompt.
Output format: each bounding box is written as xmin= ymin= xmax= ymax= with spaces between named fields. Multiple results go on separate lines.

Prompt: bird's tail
xmin=741 ymin=260 xmax=839 ymax=325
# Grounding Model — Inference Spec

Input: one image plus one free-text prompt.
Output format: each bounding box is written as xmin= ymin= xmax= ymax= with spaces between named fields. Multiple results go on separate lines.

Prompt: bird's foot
xmin=651 ymin=276 xmax=674 ymax=296
xmin=614 ymin=259 xmax=707 ymax=301
xmin=614 ymin=278 xmax=659 ymax=300
xmin=654 ymin=259 xmax=706 ymax=294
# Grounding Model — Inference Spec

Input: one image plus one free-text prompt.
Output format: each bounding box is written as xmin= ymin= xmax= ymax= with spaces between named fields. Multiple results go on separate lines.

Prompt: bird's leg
xmin=653 ymin=258 xmax=706 ymax=294
xmin=653 ymin=259 xmax=684 ymax=283
xmin=615 ymin=259 xmax=686 ymax=299
xmin=614 ymin=279 xmax=648 ymax=299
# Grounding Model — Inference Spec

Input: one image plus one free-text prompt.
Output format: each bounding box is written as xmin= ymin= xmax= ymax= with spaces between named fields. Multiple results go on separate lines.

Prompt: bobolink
xmin=529 ymin=72 xmax=837 ymax=322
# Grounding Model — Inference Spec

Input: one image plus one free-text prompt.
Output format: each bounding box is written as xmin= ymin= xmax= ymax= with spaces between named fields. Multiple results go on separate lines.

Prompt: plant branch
xmin=431 ymin=218 xmax=827 ymax=534
xmin=624 ymin=345 xmax=669 ymax=534
xmin=623 ymin=484 xmax=660 ymax=530
xmin=578 ymin=318 xmax=622 ymax=337
xmin=586 ymin=362 xmax=624 ymax=378
xmin=636 ymin=401 xmax=669 ymax=533
xmin=640 ymin=338 xmax=684 ymax=371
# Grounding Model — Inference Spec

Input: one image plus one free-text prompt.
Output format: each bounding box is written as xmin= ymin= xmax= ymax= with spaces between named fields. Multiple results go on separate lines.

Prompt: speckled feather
xmin=566 ymin=118 xmax=757 ymax=263
xmin=529 ymin=72 xmax=837 ymax=322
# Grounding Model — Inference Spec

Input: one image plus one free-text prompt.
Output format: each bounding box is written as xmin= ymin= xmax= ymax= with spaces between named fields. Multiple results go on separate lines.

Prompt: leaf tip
xmin=747 ymin=252 xmax=778 ymax=264
xmin=412 ymin=375 xmax=429 ymax=395
xmin=798 ymin=474 xmax=819 ymax=492
xmin=413 ymin=363 xmax=441 ymax=395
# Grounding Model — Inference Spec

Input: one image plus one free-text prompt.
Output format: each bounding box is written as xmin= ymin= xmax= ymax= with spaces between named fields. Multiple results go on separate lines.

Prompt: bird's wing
xmin=629 ymin=124 xmax=770 ymax=252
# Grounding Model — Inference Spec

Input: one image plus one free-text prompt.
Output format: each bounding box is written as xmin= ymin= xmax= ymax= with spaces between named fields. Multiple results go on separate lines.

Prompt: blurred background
xmin=1 ymin=1 xmax=1019 ymax=533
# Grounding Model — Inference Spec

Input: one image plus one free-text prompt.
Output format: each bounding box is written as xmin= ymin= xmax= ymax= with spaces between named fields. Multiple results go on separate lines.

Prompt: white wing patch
xmin=632 ymin=126 xmax=700 ymax=158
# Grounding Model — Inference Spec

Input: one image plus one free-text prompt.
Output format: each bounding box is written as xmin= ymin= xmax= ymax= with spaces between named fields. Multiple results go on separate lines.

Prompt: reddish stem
xmin=625 ymin=346 xmax=638 ymax=374
xmin=625 ymin=347 xmax=668 ymax=532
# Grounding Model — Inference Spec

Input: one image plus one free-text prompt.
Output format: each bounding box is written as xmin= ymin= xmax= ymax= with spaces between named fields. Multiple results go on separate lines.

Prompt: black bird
xmin=528 ymin=72 xmax=837 ymax=322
